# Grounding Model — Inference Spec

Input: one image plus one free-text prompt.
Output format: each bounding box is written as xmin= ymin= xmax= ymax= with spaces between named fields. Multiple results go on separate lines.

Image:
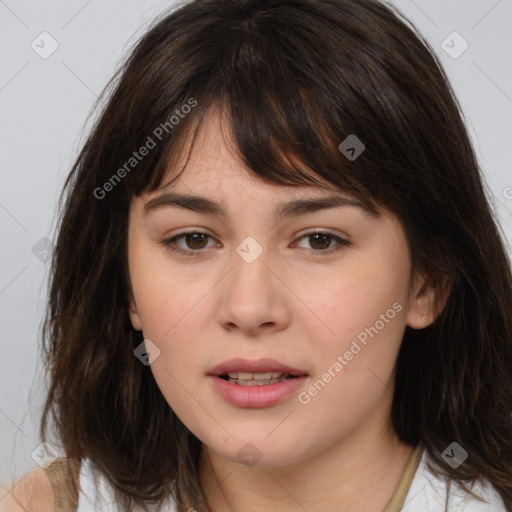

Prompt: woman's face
xmin=127 ymin=108 xmax=428 ymax=468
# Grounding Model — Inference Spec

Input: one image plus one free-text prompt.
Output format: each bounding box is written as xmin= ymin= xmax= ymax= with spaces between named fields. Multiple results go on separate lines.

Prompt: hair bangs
xmin=123 ymin=50 xmax=381 ymax=220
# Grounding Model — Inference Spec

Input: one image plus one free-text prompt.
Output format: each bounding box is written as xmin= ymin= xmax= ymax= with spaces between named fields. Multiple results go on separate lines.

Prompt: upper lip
xmin=208 ymin=358 xmax=308 ymax=376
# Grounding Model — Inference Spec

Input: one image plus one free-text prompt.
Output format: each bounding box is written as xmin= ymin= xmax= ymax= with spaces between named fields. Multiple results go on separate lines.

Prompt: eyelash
xmin=161 ymin=230 xmax=351 ymax=257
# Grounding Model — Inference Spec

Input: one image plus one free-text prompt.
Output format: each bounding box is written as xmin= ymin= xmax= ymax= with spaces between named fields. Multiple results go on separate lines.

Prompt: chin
xmin=202 ymin=433 xmax=312 ymax=469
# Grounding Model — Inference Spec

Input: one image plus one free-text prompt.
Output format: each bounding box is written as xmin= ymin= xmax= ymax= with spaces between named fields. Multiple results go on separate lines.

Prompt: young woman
xmin=2 ymin=0 xmax=511 ymax=511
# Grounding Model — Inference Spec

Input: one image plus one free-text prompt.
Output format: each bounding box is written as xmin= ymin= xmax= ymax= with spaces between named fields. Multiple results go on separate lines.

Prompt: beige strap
xmin=382 ymin=444 xmax=423 ymax=512
xmin=43 ymin=457 xmax=80 ymax=512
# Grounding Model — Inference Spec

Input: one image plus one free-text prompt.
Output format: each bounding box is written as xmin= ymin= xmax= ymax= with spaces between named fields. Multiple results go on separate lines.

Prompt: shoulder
xmin=401 ymin=449 xmax=507 ymax=512
xmin=0 ymin=457 xmax=81 ymax=512
xmin=0 ymin=458 xmax=128 ymax=512
xmin=0 ymin=467 xmax=55 ymax=512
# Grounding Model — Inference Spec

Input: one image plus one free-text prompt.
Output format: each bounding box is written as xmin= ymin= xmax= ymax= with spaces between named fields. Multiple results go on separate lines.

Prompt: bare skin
xmin=0 ymin=469 xmax=54 ymax=512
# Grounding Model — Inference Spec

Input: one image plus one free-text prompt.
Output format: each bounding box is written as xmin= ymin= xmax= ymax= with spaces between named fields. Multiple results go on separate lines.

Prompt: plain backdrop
xmin=1 ymin=0 xmax=511 ymax=484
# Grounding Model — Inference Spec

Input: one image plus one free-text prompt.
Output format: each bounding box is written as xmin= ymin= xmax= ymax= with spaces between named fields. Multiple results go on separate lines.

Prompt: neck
xmin=198 ymin=407 xmax=415 ymax=512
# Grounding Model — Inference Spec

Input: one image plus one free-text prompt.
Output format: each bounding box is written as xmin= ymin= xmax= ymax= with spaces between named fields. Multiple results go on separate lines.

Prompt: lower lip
xmin=208 ymin=375 xmax=308 ymax=408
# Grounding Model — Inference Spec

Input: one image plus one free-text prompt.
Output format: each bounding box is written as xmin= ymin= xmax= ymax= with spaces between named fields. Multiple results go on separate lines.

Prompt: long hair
xmin=40 ymin=0 xmax=512 ymax=510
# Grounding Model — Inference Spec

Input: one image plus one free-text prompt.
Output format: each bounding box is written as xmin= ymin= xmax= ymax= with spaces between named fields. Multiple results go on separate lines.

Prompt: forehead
xmin=150 ymin=106 xmax=344 ymax=198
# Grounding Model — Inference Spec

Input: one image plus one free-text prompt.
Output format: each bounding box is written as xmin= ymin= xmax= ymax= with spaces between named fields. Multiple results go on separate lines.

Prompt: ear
xmin=128 ymin=291 xmax=143 ymax=331
xmin=406 ymin=270 xmax=451 ymax=329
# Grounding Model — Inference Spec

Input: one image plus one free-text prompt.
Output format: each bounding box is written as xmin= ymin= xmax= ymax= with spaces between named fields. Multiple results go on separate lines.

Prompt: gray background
xmin=1 ymin=0 xmax=511 ymax=485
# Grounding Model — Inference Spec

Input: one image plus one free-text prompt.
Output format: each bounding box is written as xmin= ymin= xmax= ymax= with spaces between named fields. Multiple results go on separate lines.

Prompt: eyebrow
xmin=143 ymin=192 xmax=377 ymax=221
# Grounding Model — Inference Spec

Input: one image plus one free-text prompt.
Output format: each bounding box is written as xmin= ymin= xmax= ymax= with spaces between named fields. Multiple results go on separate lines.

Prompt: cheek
xmin=130 ymin=242 xmax=205 ymax=336
xmin=298 ymin=272 xmax=407 ymax=438
xmin=301 ymin=245 xmax=410 ymax=405
xmin=131 ymin=264 xmax=205 ymax=413
xmin=129 ymin=255 xmax=214 ymax=405
xmin=310 ymin=257 xmax=409 ymax=344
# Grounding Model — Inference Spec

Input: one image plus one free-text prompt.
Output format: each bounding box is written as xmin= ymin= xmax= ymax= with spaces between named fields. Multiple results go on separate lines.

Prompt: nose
xmin=217 ymin=239 xmax=291 ymax=336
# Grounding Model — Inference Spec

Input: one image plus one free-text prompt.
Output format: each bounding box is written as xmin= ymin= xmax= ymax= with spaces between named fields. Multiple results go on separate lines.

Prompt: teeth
xmin=224 ymin=371 xmax=298 ymax=386
xmin=228 ymin=376 xmax=291 ymax=386
xmin=227 ymin=371 xmax=284 ymax=380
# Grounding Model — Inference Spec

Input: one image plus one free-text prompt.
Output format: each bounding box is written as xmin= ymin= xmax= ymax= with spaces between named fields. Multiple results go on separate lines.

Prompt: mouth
xmin=208 ymin=357 xmax=308 ymax=381
xmin=207 ymin=358 xmax=309 ymax=407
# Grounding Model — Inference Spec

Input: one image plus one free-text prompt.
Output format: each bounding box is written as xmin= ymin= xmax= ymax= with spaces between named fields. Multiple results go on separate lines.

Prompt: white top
xmin=400 ymin=452 xmax=507 ymax=511
xmin=75 ymin=460 xmax=176 ymax=511
xmin=75 ymin=450 xmax=507 ymax=511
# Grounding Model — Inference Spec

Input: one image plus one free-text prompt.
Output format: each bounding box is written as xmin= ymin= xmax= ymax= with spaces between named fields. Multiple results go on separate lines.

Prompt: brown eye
xmin=294 ymin=231 xmax=350 ymax=255
xmin=307 ymin=233 xmax=333 ymax=250
xmin=183 ymin=233 xmax=209 ymax=250
xmin=162 ymin=231 xmax=216 ymax=256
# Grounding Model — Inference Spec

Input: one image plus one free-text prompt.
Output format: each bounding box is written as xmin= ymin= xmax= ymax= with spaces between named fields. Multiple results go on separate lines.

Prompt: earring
xmin=422 ymin=315 xmax=427 ymax=323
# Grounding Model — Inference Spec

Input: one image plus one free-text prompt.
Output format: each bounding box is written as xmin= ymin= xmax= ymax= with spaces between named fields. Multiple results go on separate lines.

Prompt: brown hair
xmin=39 ymin=0 xmax=512 ymax=511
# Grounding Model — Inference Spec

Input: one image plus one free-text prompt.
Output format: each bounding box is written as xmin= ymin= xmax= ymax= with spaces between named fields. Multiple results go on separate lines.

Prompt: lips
xmin=208 ymin=357 xmax=308 ymax=378
xmin=207 ymin=358 xmax=309 ymax=407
